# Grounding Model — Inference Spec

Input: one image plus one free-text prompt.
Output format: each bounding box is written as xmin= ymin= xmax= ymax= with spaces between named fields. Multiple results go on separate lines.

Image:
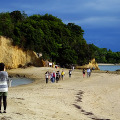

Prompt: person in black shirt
xmin=56 ymin=71 xmax=59 ymax=83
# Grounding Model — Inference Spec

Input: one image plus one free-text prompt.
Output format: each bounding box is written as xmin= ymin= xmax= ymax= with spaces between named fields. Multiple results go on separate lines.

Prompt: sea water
xmin=98 ymin=65 xmax=120 ymax=71
xmin=10 ymin=77 xmax=33 ymax=87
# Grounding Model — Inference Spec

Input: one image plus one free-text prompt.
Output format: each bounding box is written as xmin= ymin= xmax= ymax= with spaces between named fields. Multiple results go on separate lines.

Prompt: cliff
xmin=0 ymin=36 xmax=44 ymax=69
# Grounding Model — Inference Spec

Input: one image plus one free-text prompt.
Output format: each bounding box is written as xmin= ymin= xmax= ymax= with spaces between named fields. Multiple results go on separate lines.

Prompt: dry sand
xmin=0 ymin=67 xmax=120 ymax=120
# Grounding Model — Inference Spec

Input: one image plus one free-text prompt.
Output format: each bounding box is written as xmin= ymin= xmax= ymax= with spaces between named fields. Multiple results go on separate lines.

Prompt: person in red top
xmin=83 ymin=69 xmax=85 ymax=78
xmin=52 ymin=71 xmax=56 ymax=83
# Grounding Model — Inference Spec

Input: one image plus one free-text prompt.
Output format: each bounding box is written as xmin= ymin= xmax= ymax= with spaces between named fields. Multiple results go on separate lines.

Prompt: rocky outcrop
xmin=87 ymin=58 xmax=99 ymax=70
xmin=76 ymin=58 xmax=100 ymax=70
xmin=0 ymin=36 xmax=44 ymax=69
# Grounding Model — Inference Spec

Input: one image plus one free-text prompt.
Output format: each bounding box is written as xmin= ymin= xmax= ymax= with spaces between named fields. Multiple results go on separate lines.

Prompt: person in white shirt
xmin=87 ymin=68 xmax=91 ymax=77
xmin=45 ymin=71 xmax=49 ymax=83
xmin=0 ymin=63 xmax=9 ymax=113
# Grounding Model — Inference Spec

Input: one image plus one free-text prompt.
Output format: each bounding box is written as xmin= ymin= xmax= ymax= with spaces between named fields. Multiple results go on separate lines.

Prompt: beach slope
xmin=0 ymin=67 xmax=120 ymax=120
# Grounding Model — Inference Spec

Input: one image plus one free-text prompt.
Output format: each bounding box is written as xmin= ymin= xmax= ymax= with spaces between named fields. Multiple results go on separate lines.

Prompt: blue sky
xmin=1 ymin=0 xmax=120 ymax=52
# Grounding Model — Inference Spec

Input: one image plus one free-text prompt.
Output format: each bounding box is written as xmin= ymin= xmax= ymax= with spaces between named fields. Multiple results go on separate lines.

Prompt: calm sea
xmin=11 ymin=77 xmax=33 ymax=87
xmin=98 ymin=65 xmax=120 ymax=71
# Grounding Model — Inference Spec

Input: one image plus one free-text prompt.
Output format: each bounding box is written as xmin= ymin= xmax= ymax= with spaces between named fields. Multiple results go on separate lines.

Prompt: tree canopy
xmin=0 ymin=11 xmax=119 ymax=66
xmin=88 ymin=44 xmax=120 ymax=64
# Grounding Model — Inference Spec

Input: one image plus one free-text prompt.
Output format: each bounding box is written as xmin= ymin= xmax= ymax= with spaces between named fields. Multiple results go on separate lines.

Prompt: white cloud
xmin=64 ymin=16 xmax=120 ymax=29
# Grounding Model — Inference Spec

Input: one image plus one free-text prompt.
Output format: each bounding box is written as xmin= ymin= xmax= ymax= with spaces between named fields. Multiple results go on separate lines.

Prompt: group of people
xmin=45 ymin=68 xmax=73 ymax=84
xmin=82 ymin=67 xmax=92 ymax=78
xmin=45 ymin=70 xmax=65 ymax=83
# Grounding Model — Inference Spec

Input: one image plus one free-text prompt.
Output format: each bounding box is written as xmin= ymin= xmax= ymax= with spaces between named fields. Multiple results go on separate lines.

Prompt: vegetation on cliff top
xmin=0 ymin=11 xmax=120 ymax=66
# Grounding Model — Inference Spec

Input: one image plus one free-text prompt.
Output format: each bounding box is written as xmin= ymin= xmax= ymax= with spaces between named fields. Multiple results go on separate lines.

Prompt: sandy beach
xmin=0 ymin=67 xmax=120 ymax=120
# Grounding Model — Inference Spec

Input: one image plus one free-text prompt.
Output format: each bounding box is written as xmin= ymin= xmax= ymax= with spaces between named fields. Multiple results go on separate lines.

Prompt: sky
xmin=1 ymin=0 xmax=120 ymax=52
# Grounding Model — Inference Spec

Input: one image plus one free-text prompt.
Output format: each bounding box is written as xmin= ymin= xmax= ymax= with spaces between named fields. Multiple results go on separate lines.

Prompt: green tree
xmin=10 ymin=10 xmax=27 ymax=23
xmin=0 ymin=12 xmax=14 ymax=37
xmin=1 ymin=11 xmax=119 ymax=66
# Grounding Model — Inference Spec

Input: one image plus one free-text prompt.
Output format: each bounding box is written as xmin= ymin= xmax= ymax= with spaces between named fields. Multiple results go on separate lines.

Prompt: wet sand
xmin=0 ymin=67 xmax=120 ymax=120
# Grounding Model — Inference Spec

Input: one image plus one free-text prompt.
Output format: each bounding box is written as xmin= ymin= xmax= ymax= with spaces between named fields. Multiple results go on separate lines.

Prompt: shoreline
xmin=7 ymin=67 xmax=120 ymax=89
xmin=1 ymin=67 xmax=120 ymax=120
xmin=98 ymin=63 xmax=120 ymax=65
xmin=8 ymin=67 xmax=120 ymax=88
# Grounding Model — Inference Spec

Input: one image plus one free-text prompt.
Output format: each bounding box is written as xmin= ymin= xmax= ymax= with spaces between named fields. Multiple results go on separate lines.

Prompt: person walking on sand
xmin=69 ymin=69 xmax=72 ymax=78
xmin=48 ymin=72 xmax=51 ymax=81
xmin=56 ymin=71 xmax=59 ymax=83
xmin=0 ymin=63 xmax=9 ymax=113
xmin=52 ymin=71 xmax=56 ymax=83
xmin=50 ymin=72 xmax=53 ymax=83
xmin=45 ymin=71 xmax=49 ymax=83
xmin=61 ymin=70 xmax=65 ymax=80
xmin=87 ymin=68 xmax=91 ymax=77
xmin=72 ymin=66 xmax=74 ymax=71
xmin=58 ymin=71 xmax=61 ymax=80
xmin=83 ymin=69 xmax=85 ymax=78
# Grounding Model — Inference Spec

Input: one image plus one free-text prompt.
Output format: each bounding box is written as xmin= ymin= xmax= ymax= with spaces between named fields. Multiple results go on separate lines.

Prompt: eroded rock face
xmin=0 ymin=36 xmax=44 ymax=69
xmin=75 ymin=59 xmax=100 ymax=70
xmin=87 ymin=58 xmax=100 ymax=70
